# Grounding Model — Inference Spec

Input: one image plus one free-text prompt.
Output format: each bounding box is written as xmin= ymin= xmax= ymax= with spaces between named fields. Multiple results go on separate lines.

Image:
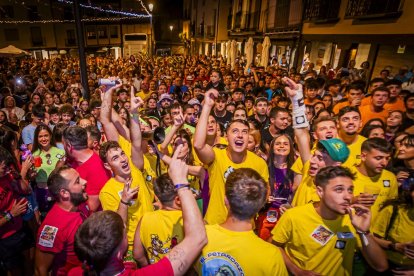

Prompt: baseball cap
xmin=157 ymin=94 xmax=173 ymax=104
xmin=318 ymin=138 xmax=350 ymax=163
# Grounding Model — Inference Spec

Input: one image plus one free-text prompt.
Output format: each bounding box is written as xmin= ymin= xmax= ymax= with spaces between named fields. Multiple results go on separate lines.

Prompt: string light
xmin=136 ymin=0 xmax=150 ymax=15
xmin=57 ymin=0 xmax=150 ymax=18
xmin=0 ymin=17 xmax=148 ymax=24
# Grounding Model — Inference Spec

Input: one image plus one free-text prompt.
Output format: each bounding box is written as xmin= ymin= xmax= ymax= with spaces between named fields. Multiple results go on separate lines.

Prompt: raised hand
xmin=10 ymin=198 xmax=28 ymax=217
xmin=168 ymin=144 xmax=189 ymax=184
xmin=130 ymin=86 xmax=144 ymax=114
xmin=347 ymin=204 xmax=371 ymax=233
xmin=173 ymin=109 xmax=185 ymax=128
xmin=204 ymin=89 xmax=219 ymax=108
xmin=282 ymin=77 xmax=301 ymax=98
xmin=121 ymin=178 xmax=139 ymax=205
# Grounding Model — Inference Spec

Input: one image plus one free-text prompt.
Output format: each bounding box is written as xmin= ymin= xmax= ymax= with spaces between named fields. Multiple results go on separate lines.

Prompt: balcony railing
xmin=234 ymin=11 xmax=242 ymax=29
xmin=303 ymin=0 xmax=341 ymax=23
xmin=245 ymin=11 xmax=260 ymax=30
xmin=345 ymin=0 xmax=403 ymax=19
xmin=205 ymin=25 xmax=215 ymax=37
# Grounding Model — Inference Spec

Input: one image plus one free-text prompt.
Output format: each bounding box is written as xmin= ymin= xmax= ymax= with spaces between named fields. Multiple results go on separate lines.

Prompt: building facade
xmin=0 ymin=0 xmax=151 ymax=59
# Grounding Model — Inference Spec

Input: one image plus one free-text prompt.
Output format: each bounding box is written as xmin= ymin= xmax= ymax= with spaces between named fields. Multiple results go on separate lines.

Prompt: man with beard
xmin=351 ymin=138 xmax=398 ymax=222
xmin=271 ymin=166 xmax=388 ymax=275
xmin=35 ymin=166 xmax=88 ymax=275
xmin=261 ymin=107 xmax=292 ymax=148
xmin=337 ymin=106 xmax=366 ymax=167
xmin=194 ymin=89 xmax=269 ymax=225
xmin=63 ymin=126 xmax=111 ymax=213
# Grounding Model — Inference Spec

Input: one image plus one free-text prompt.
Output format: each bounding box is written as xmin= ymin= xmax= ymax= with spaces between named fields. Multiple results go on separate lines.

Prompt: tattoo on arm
xmin=169 ymin=247 xmax=187 ymax=273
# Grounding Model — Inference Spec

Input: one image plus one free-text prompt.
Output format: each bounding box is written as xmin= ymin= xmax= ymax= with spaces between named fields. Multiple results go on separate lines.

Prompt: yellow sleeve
xmin=291 ymin=157 xmax=304 ymax=175
xmin=271 ymin=210 xmax=292 ymax=244
xmin=270 ymin=250 xmax=289 ymax=276
xmin=99 ymin=190 xmax=119 ymax=212
xmin=389 ymin=175 xmax=399 ymax=200
xmin=372 ymin=205 xmax=394 ymax=238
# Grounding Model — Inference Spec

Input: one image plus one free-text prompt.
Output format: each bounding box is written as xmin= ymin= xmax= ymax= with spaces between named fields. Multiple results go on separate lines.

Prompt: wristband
xmin=120 ymin=199 xmax=131 ymax=206
xmin=356 ymin=229 xmax=370 ymax=246
xmin=174 ymin=183 xmax=190 ymax=191
xmin=4 ymin=211 xmax=13 ymax=222
xmin=355 ymin=229 xmax=370 ymax=235
xmin=388 ymin=242 xmax=397 ymax=251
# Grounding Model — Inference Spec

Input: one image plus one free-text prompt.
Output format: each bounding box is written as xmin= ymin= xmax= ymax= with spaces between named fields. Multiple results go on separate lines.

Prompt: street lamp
xmin=148 ymin=3 xmax=154 ymax=57
xmin=169 ymin=25 xmax=173 ymax=32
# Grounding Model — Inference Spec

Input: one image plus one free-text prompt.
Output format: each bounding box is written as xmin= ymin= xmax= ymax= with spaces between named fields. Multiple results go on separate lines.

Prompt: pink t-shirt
xmin=37 ymin=204 xmax=85 ymax=276
xmin=68 ymin=257 xmax=174 ymax=276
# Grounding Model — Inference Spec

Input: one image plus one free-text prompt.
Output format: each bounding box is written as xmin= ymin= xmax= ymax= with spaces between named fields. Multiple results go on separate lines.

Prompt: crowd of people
xmin=0 ymin=53 xmax=413 ymax=276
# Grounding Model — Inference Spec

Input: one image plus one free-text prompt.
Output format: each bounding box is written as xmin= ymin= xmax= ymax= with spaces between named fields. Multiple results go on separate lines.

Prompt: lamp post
xmin=169 ymin=25 xmax=173 ymax=55
xmin=148 ymin=3 xmax=154 ymax=57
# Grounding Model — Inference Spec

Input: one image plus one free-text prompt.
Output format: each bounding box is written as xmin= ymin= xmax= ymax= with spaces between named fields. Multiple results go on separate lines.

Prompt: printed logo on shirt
xmin=335 ymin=240 xmax=346 ymax=249
xmin=383 ymin=180 xmax=390 ymax=188
xmin=337 ymin=232 xmax=354 ymax=239
xmin=223 ymin=166 xmax=235 ymax=180
xmin=310 ymin=225 xmax=334 ymax=246
xmin=200 ymin=252 xmax=244 ymax=276
xmin=38 ymin=225 xmax=58 ymax=248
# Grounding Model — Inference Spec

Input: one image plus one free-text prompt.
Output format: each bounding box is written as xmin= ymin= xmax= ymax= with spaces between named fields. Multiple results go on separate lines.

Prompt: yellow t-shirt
xmin=272 ymin=204 xmax=359 ymax=275
xmin=139 ymin=210 xmax=184 ymax=264
xmin=291 ymin=144 xmax=317 ymax=175
xmin=291 ymin=161 xmax=319 ymax=207
xmin=204 ymin=148 xmax=269 ymax=225
xmin=342 ymin=135 xmax=366 ymax=168
xmin=99 ymin=167 xmax=154 ymax=248
xmin=350 ymin=166 xmax=398 ymax=222
xmin=136 ymin=91 xmax=151 ymax=101
xmin=196 ymin=224 xmax=288 ymax=275
xmin=372 ymin=205 xmax=414 ymax=266
xmin=119 ymin=135 xmax=156 ymax=201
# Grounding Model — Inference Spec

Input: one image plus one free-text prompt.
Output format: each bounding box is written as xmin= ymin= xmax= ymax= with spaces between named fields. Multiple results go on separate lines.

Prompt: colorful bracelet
xmin=174 ymin=183 xmax=190 ymax=191
xmin=4 ymin=211 xmax=13 ymax=222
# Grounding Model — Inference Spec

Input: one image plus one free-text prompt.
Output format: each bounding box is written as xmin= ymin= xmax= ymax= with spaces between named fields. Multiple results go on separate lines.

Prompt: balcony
xmin=234 ymin=11 xmax=242 ymax=29
xmin=245 ymin=11 xmax=260 ymax=31
xmin=345 ymin=0 xmax=403 ymax=19
xmin=65 ymin=38 xmax=77 ymax=46
xmin=205 ymin=25 xmax=215 ymax=37
xmin=304 ymin=0 xmax=341 ymax=24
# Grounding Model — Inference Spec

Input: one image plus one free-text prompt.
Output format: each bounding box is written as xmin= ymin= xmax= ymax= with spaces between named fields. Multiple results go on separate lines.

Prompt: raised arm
xmin=129 ymin=87 xmax=145 ymax=170
xmin=283 ymin=77 xmax=312 ymax=163
xmin=166 ymin=145 xmax=207 ymax=275
xmin=193 ymin=89 xmax=218 ymax=165
xmin=100 ymin=83 xmax=123 ymax=141
xmin=160 ymin=109 xmax=184 ymax=154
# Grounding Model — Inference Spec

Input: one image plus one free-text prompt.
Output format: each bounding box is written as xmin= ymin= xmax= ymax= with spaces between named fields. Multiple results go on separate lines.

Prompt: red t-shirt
xmin=0 ymin=174 xmax=23 ymax=239
xmin=68 ymin=257 xmax=174 ymax=276
xmin=36 ymin=204 xmax=85 ymax=276
xmin=72 ymin=153 xmax=111 ymax=196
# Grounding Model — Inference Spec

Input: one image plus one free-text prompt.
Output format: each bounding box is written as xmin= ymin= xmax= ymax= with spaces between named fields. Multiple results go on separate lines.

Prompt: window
xmin=31 ymin=27 xmax=43 ymax=46
xmin=0 ymin=5 xmax=14 ymax=19
xmin=86 ymin=26 xmax=96 ymax=39
xmin=97 ymin=27 xmax=107 ymax=39
xmin=27 ymin=6 xmax=40 ymax=21
xmin=66 ymin=30 xmax=76 ymax=46
xmin=109 ymin=26 xmax=118 ymax=38
xmin=4 ymin=28 xmax=19 ymax=41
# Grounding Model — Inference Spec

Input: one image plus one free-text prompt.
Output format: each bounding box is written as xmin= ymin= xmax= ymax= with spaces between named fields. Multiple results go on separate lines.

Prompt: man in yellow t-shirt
xmin=337 ymin=106 xmax=366 ymax=168
xmin=194 ymin=89 xmax=269 ymax=225
xmin=99 ymin=141 xmax=154 ymax=250
xmin=195 ymin=168 xmax=288 ymax=275
xmin=272 ymin=166 xmax=388 ymax=275
xmin=351 ymin=138 xmax=398 ymax=222
xmin=133 ymin=173 xmax=184 ymax=266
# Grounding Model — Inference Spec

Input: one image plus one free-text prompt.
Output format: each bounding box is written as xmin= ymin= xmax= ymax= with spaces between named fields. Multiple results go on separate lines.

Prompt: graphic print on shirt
xmin=223 ymin=166 xmax=234 ymax=180
xmin=147 ymin=234 xmax=178 ymax=263
xmin=200 ymin=252 xmax=244 ymax=276
xmin=310 ymin=225 xmax=334 ymax=246
xmin=38 ymin=225 xmax=58 ymax=248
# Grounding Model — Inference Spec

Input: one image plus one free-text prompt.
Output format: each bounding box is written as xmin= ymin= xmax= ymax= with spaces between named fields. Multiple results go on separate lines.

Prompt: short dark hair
xmin=360 ymin=124 xmax=385 ymax=139
xmin=312 ymin=116 xmax=335 ymax=132
xmin=385 ymin=79 xmax=402 ymax=87
xmin=371 ymin=86 xmax=390 ymax=96
xmin=346 ymin=83 xmax=364 ymax=93
xmin=47 ymin=166 xmax=73 ymax=199
xmin=315 ymin=166 xmax=355 ymax=187
xmin=89 ymin=99 xmax=102 ymax=110
xmin=226 ymin=119 xmax=249 ymax=133
xmin=99 ymin=141 xmax=121 ymax=163
xmin=305 ymin=79 xmax=320 ymax=90
xmin=370 ymin=78 xmax=385 ymax=86
xmin=85 ymin=125 xmax=101 ymax=143
xmin=337 ymin=106 xmax=361 ymax=120
xmin=225 ymin=168 xmax=267 ymax=220
xmin=48 ymin=106 xmax=59 ymax=115
xmin=74 ymin=211 xmax=124 ymax=273
xmin=361 ymin=137 xmax=393 ymax=154
xmin=59 ymin=103 xmax=74 ymax=116
xmin=153 ymin=173 xmax=177 ymax=205
xmin=63 ymin=126 xmax=88 ymax=150
xmin=32 ymin=104 xmax=46 ymax=118
xmin=269 ymin=107 xmax=289 ymax=119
